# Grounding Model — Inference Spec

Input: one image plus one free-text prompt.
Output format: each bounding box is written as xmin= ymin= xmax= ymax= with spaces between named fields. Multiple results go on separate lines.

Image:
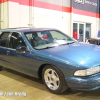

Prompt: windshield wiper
xmin=59 ymin=42 xmax=75 ymax=46
xmin=67 ymin=42 xmax=76 ymax=44
xmin=39 ymin=46 xmax=56 ymax=50
xmin=44 ymin=46 xmax=53 ymax=49
xmin=36 ymin=42 xmax=76 ymax=50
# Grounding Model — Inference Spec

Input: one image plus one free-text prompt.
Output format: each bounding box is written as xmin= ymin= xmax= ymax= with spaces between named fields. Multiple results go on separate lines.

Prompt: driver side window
xmin=9 ymin=32 xmax=26 ymax=49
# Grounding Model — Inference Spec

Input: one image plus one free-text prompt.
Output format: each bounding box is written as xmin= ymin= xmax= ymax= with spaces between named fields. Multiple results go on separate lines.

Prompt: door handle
xmin=7 ymin=51 xmax=10 ymax=55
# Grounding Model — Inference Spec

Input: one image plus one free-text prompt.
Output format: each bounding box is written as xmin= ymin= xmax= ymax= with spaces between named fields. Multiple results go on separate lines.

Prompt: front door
xmin=4 ymin=32 xmax=38 ymax=77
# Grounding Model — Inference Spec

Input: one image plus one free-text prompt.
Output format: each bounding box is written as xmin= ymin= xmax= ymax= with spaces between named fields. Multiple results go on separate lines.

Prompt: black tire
xmin=42 ymin=65 xmax=68 ymax=94
xmin=0 ymin=66 xmax=3 ymax=71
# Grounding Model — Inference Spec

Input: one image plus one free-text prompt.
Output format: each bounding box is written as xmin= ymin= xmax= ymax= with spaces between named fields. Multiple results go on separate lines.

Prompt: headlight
xmin=74 ymin=66 xmax=100 ymax=76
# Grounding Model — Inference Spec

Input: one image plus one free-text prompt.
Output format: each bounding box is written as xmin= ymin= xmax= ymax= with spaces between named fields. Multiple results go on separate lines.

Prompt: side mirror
xmin=16 ymin=46 xmax=30 ymax=53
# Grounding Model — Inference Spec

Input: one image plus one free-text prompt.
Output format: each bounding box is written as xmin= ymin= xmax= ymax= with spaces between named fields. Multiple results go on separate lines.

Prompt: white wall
xmin=0 ymin=2 xmax=8 ymax=29
xmin=5 ymin=1 xmax=100 ymax=38
xmin=8 ymin=1 xmax=71 ymax=35
xmin=8 ymin=1 xmax=30 ymax=28
xmin=34 ymin=7 xmax=71 ymax=35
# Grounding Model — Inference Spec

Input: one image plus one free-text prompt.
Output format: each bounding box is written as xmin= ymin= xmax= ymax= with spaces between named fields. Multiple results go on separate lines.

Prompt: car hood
xmin=40 ymin=42 xmax=100 ymax=69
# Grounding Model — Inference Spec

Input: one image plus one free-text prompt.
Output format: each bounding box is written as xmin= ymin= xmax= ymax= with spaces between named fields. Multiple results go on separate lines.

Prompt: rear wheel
xmin=0 ymin=66 xmax=3 ymax=71
xmin=42 ymin=65 xmax=68 ymax=94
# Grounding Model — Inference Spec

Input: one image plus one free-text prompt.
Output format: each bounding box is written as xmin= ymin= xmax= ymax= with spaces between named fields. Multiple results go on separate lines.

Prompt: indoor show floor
xmin=0 ymin=68 xmax=100 ymax=100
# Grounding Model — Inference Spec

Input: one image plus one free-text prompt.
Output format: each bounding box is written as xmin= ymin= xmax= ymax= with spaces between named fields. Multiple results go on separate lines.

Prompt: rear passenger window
xmin=0 ymin=32 xmax=10 ymax=39
xmin=0 ymin=32 xmax=10 ymax=47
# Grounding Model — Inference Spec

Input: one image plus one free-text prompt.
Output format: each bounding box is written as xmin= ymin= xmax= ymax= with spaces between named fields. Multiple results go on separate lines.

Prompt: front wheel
xmin=42 ymin=65 xmax=68 ymax=94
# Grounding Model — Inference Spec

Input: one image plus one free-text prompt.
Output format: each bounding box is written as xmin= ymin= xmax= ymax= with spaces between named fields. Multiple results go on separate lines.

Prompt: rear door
xmin=0 ymin=31 xmax=14 ymax=67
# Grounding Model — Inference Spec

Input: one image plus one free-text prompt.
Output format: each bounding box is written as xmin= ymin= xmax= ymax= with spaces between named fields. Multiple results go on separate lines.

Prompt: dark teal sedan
xmin=0 ymin=28 xmax=100 ymax=94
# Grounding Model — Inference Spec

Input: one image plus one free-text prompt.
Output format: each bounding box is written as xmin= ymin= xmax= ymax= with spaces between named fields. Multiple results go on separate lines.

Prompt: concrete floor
xmin=0 ymin=68 xmax=100 ymax=100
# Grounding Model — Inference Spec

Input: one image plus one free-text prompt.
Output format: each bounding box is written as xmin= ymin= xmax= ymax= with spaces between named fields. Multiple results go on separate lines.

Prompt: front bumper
xmin=65 ymin=73 xmax=100 ymax=91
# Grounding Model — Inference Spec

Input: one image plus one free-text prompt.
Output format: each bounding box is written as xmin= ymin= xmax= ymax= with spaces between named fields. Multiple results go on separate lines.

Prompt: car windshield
xmin=25 ymin=30 xmax=76 ymax=50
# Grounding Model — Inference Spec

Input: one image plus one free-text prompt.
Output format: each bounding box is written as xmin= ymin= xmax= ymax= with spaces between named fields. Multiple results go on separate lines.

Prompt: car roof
xmin=0 ymin=27 xmax=58 ymax=33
